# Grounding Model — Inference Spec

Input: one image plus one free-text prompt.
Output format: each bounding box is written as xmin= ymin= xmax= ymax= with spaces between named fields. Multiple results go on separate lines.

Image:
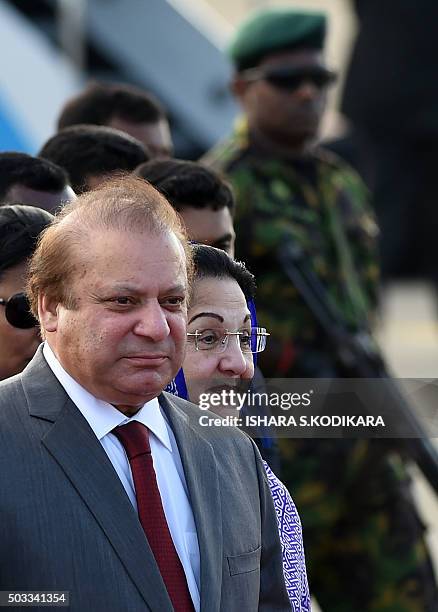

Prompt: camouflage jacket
xmin=203 ymin=122 xmax=380 ymax=376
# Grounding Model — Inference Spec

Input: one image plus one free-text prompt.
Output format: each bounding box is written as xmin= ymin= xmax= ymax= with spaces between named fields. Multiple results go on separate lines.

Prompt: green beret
xmin=228 ymin=8 xmax=327 ymax=71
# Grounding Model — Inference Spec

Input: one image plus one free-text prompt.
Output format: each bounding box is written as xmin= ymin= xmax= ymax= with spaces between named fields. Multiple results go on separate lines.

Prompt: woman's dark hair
xmin=191 ymin=244 xmax=256 ymax=299
xmin=135 ymin=159 xmax=235 ymax=212
xmin=0 ymin=205 xmax=54 ymax=279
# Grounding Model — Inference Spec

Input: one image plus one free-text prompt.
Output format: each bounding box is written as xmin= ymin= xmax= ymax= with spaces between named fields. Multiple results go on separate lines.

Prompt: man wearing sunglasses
xmin=203 ymin=7 xmax=379 ymax=380
xmin=0 ymin=204 xmax=53 ymax=381
xmin=204 ymin=7 xmax=437 ymax=612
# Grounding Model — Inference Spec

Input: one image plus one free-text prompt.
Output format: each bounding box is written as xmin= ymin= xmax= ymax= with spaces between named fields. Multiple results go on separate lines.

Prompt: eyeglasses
xmin=240 ymin=66 xmax=337 ymax=92
xmin=0 ymin=292 xmax=37 ymax=329
xmin=187 ymin=327 xmax=269 ymax=354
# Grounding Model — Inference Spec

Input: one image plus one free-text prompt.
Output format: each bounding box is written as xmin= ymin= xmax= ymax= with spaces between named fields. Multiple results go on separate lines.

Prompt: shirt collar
xmin=42 ymin=342 xmax=172 ymax=452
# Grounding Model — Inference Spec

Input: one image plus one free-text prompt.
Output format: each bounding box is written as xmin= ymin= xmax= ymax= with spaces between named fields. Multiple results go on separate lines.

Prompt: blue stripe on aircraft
xmin=0 ymin=95 xmax=31 ymax=152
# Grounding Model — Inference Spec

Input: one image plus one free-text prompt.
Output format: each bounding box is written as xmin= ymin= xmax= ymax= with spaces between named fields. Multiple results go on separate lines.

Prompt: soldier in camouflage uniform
xmin=203 ymin=8 xmax=438 ymax=611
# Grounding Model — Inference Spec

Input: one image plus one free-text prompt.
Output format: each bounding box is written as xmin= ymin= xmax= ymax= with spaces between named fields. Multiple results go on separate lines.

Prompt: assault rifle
xmin=277 ymin=240 xmax=438 ymax=495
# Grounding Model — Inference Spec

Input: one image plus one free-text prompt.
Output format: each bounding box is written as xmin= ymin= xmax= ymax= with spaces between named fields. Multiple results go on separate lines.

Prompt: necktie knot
xmin=111 ymin=418 xmax=194 ymax=610
xmin=113 ymin=420 xmax=151 ymax=460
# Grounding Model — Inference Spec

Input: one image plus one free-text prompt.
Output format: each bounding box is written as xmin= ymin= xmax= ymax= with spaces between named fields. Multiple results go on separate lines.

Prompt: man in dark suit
xmin=0 ymin=175 xmax=289 ymax=611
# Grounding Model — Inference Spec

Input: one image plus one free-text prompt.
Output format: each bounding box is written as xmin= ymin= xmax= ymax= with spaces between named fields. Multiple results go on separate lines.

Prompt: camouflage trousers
xmin=279 ymin=438 xmax=438 ymax=612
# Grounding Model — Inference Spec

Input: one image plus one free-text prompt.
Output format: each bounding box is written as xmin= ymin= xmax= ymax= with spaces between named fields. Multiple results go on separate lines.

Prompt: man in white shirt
xmin=0 ymin=175 xmax=289 ymax=611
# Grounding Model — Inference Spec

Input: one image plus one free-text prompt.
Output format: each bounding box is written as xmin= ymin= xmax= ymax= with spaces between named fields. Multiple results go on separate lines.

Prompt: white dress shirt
xmin=43 ymin=343 xmax=200 ymax=610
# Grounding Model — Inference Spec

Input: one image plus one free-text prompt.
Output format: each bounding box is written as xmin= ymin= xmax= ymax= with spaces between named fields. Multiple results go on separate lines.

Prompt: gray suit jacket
xmin=0 ymin=349 xmax=289 ymax=611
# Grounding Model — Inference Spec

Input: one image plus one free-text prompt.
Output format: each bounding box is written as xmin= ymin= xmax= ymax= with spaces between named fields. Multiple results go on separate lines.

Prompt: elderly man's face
xmin=41 ymin=229 xmax=188 ymax=412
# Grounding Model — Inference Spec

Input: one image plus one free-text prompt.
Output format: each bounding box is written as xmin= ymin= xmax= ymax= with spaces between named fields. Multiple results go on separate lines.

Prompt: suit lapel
xmin=160 ymin=394 xmax=223 ymax=612
xmin=22 ymin=350 xmax=172 ymax=610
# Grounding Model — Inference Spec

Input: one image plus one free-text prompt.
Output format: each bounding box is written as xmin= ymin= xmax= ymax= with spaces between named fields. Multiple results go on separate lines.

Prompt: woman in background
xmin=0 ymin=204 xmax=53 ymax=380
xmin=173 ymin=244 xmax=310 ymax=611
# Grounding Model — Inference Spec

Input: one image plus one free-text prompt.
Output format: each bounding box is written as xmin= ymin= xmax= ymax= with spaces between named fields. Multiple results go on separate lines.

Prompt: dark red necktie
xmin=113 ymin=421 xmax=194 ymax=611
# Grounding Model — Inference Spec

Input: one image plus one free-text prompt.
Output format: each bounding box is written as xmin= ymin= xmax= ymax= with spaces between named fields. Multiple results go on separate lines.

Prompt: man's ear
xmin=38 ymin=293 xmax=59 ymax=333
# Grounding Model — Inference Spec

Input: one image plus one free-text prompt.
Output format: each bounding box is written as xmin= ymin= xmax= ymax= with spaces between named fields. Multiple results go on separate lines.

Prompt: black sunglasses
xmin=0 ymin=292 xmax=37 ymax=329
xmin=241 ymin=66 xmax=337 ymax=91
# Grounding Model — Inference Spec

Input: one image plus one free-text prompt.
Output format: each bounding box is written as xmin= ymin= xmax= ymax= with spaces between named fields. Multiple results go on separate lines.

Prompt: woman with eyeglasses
xmin=0 ymin=204 xmax=53 ymax=380
xmin=170 ymin=244 xmax=310 ymax=611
